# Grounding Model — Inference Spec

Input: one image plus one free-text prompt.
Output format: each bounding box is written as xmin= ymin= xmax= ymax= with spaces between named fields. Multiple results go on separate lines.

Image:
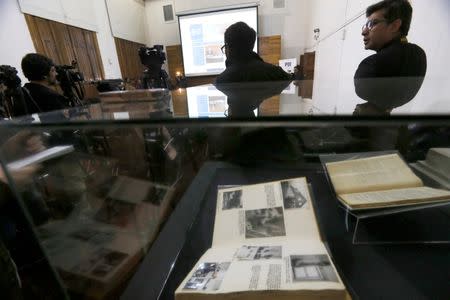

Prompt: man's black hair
xmin=366 ymin=0 xmax=413 ymax=37
xmin=21 ymin=53 xmax=55 ymax=81
xmin=224 ymin=22 xmax=256 ymax=53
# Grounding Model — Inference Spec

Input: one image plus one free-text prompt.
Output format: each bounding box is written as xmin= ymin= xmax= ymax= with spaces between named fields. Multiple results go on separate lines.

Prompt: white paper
xmin=7 ymin=145 xmax=74 ymax=170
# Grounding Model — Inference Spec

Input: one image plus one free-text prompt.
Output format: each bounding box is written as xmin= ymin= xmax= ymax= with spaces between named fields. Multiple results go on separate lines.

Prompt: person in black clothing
xmin=354 ymin=0 xmax=427 ymax=115
xmin=21 ymin=53 xmax=71 ymax=114
xmin=215 ymin=22 xmax=291 ymax=83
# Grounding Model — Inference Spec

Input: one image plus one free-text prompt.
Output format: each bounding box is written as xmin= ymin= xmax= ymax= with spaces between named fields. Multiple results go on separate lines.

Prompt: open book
xmin=175 ymin=178 xmax=347 ymax=300
xmin=325 ymin=154 xmax=450 ymax=210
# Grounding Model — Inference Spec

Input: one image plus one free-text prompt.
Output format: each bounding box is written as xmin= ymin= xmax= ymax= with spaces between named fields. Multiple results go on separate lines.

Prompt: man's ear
xmin=390 ymin=19 xmax=402 ymax=34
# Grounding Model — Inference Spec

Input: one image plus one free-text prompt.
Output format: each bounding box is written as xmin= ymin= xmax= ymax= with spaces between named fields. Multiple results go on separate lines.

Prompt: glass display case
xmin=0 ymin=82 xmax=449 ymax=300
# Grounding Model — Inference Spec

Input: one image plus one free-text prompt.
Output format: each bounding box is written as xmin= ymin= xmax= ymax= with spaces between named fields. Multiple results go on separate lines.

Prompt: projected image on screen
xmin=179 ymin=6 xmax=258 ymax=77
xmin=186 ymin=86 xmax=228 ymax=118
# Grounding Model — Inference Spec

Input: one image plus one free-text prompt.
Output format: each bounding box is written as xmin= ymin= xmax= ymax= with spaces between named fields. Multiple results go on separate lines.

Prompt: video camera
xmin=138 ymin=45 xmax=171 ymax=89
xmin=56 ymin=64 xmax=84 ymax=84
xmin=0 ymin=65 xmax=24 ymax=118
xmin=55 ymin=61 xmax=84 ymax=106
xmin=139 ymin=45 xmax=166 ymax=67
xmin=0 ymin=65 xmax=21 ymax=89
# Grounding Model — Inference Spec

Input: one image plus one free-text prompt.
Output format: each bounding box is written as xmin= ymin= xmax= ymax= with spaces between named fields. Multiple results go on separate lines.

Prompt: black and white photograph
xmin=90 ymin=249 xmax=128 ymax=278
xmin=94 ymin=199 xmax=136 ymax=227
xmin=70 ymin=248 xmax=128 ymax=278
xmin=69 ymin=228 xmax=115 ymax=245
xmin=290 ymin=255 xmax=338 ymax=282
xmin=183 ymin=262 xmax=231 ymax=291
xmin=281 ymin=180 xmax=309 ymax=209
xmin=222 ymin=190 xmax=243 ymax=210
xmin=245 ymin=207 xmax=286 ymax=239
xmin=236 ymin=246 xmax=282 ymax=260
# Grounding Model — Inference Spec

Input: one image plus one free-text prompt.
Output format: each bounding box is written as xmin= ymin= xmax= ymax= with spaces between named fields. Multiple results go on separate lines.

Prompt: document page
xmin=340 ymin=186 xmax=450 ymax=210
xmin=175 ymin=241 xmax=345 ymax=295
xmin=212 ymin=177 xmax=320 ymax=247
xmin=326 ymin=154 xmax=423 ymax=195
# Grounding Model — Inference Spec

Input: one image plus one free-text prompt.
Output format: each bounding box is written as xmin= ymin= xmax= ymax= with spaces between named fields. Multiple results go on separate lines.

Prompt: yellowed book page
xmin=175 ymin=241 xmax=345 ymax=297
xmin=340 ymin=187 xmax=450 ymax=210
xmin=326 ymin=154 xmax=423 ymax=195
xmin=212 ymin=178 xmax=320 ymax=247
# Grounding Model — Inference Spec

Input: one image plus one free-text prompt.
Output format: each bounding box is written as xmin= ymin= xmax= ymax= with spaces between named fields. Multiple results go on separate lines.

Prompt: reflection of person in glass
xmin=354 ymin=0 xmax=427 ymax=115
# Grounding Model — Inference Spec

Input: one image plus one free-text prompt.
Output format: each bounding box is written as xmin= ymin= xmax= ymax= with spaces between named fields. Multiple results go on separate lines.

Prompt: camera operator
xmin=139 ymin=46 xmax=171 ymax=89
xmin=21 ymin=53 xmax=71 ymax=114
xmin=0 ymin=65 xmax=28 ymax=118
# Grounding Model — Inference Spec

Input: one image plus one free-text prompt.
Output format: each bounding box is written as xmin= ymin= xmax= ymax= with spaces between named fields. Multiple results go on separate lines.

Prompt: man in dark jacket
xmin=354 ymin=0 xmax=427 ymax=115
xmin=215 ymin=22 xmax=291 ymax=84
xmin=21 ymin=53 xmax=71 ymax=114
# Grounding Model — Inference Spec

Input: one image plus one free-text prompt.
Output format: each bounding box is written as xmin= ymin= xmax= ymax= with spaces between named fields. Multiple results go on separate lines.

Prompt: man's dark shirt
xmin=216 ymin=52 xmax=291 ymax=84
xmin=23 ymin=83 xmax=69 ymax=114
xmin=354 ymin=39 xmax=427 ymax=110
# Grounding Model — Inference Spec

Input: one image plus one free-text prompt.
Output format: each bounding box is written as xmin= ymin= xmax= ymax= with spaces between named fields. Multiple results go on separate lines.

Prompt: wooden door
xmin=299 ymin=52 xmax=315 ymax=98
xmin=25 ymin=14 xmax=104 ymax=81
xmin=114 ymin=38 xmax=145 ymax=82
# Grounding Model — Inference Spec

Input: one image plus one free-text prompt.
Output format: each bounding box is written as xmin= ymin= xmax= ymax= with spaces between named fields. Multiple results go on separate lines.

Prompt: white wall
xmin=307 ymin=0 xmax=450 ymax=114
xmin=2 ymin=0 xmax=122 ymax=80
xmin=144 ymin=0 xmax=311 ymax=59
xmin=17 ymin=0 xmax=98 ymax=31
xmin=106 ymin=0 xmax=147 ymax=44
xmin=93 ymin=0 xmax=122 ymax=79
xmin=0 ymin=0 xmax=36 ymax=82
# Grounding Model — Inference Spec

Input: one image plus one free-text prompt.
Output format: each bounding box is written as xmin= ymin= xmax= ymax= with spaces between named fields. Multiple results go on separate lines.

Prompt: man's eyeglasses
xmin=362 ymin=19 xmax=388 ymax=31
xmin=221 ymin=45 xmax=227 ymax=54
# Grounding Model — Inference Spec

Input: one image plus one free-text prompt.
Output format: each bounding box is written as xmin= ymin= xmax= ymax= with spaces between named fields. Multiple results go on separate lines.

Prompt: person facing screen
xmin=353 ymin=0 xmax=427 ymax=115
xmin=215 ymin=22 xmax=291 ymax=84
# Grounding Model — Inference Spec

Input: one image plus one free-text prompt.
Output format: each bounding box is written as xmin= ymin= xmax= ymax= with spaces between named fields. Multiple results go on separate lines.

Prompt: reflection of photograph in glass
xmin=208 ymin=96 xmax=227 ymax=112
xmin=94 ymin=199 xmax=135 ymax=227
xmin=69 ymin=228 xmax=114 ymax=244
xmin=290 ymin=255 xmax=338 ymax=282
xmin=222 ymin=190 xmax=243 ymax=210
xmin=71 ymin=248 xmax=110 ymax=274
xmin=236 ymin=246 xmax=282 ymax=260
xmin=91 ymin=263 xmax=114 ymax=278
xmin=245 ymin=207 xmax=286 ymax=239
xmin=281 ymin=180 xmax=308 ymax=209
xmin=89 ymin=249 xmax=128 ymax=278
xmin=183 ymin=262 xmax=231 ymax=291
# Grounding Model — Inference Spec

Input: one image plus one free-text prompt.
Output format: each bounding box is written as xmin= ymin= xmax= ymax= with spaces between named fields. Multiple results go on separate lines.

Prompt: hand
xmin=0 ymin=164 xmax=40 ymax=186
xmin=1 ymin=131 xmax=47 ymax=161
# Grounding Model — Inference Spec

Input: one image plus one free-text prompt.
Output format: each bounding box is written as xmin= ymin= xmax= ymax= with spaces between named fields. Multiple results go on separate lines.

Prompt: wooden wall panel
xmin=258 ymin=96 xmax=280 ymax=116
xmin=84 ymin=31 xmax=104 ymax=80
xmin=259 ymin=35 xmax=282 ymax=65
xmin=50 ymin=21 xmax=77 ymax=65
xmin=166 ymin=45 xmax=183 ymax=81
xmin=171 ymin=89 xmax=189 ymax=117
xmin=24 ymin=14 xmax=104 ymax=82
xmin=34 ymin=17 xmax=62 ymax=65
xmin=24 ymin=14 xmax=46 ymax=57
xmin=68 ymin=26 xmax=94 ymax=81
xmin=114 ymin=38 xmax=145 ymax=82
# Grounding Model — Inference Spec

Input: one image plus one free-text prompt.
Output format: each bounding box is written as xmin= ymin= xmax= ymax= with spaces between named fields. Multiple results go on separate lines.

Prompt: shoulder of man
xmin=355 ymin=53 xmax=378 ymax=78
xmin=215 ymin=67 xmax=237 ymax=84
